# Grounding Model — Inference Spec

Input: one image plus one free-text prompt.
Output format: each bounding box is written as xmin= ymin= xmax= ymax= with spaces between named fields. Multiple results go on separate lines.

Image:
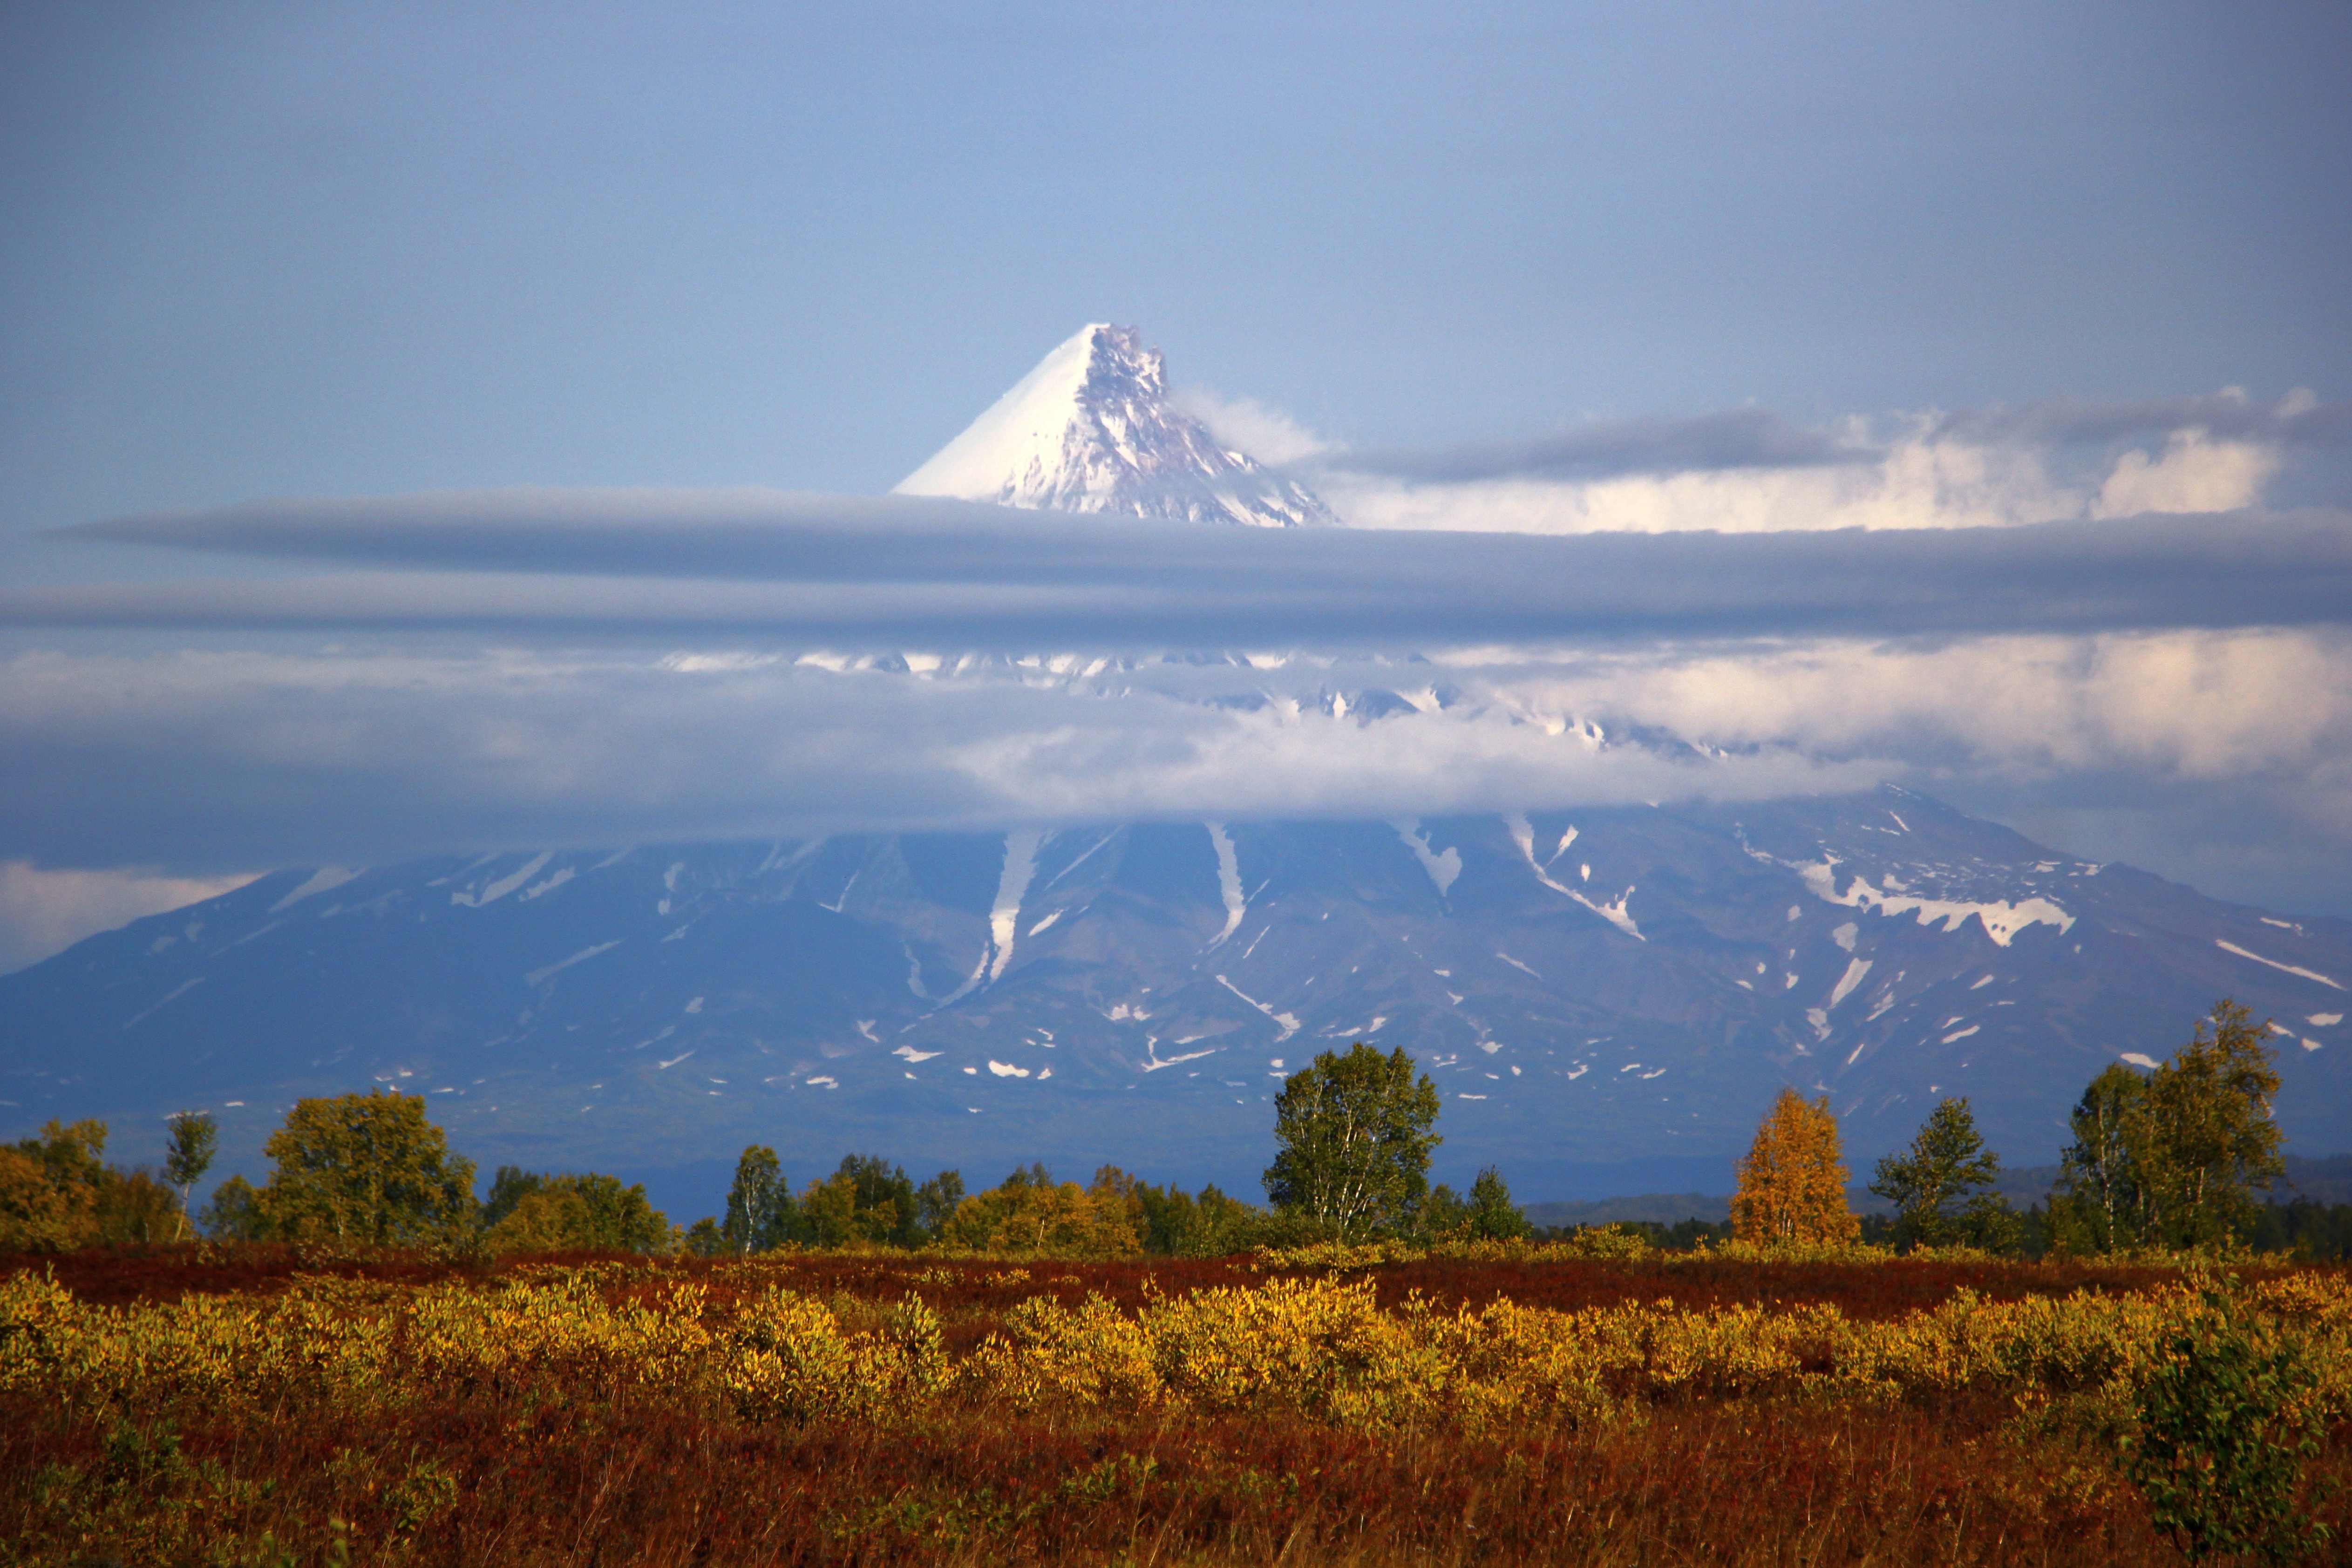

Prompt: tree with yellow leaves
xmin=1731 ymin=1087 xmax=1859 ymax=1246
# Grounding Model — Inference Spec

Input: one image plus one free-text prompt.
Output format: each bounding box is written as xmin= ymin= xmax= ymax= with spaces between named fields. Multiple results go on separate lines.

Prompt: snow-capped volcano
xmin=894 ymin=324 xmax=1339 ymax=528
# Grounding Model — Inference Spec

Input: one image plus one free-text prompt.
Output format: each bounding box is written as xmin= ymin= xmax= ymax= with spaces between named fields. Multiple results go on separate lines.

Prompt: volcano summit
xmin=894 ymin=323 xmax=1338 ymax=529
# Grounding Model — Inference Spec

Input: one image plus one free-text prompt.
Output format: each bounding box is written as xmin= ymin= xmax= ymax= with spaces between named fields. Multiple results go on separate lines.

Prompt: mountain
xmin=5 ymin=787 xmax=2346 ymax=1209
xmin=893 ymin=323 xmax=1339 ymax=528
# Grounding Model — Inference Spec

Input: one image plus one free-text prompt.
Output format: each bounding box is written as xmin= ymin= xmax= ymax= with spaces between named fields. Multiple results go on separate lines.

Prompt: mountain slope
xmin=894 ymin=324 xmax=1338 ymax=528
xmin=4 ymin=789 xmax=2344 ymax=1200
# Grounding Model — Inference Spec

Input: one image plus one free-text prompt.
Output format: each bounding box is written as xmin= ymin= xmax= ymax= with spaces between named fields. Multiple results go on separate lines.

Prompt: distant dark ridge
xmin=1524 ymin=1156 xmax=2352 ymax=1232
xmin=1526 ymin=1193 xmax=1730 ymax=1227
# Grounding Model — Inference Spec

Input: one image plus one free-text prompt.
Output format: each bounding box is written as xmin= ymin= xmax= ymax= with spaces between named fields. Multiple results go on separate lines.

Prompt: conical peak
xmin=895 ymin=325 xmax=1338 ymax=528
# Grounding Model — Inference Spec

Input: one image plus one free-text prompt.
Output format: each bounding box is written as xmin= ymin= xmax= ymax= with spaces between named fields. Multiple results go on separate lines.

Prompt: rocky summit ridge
xmin=893 ymin=324 xmax=1338 ymax=528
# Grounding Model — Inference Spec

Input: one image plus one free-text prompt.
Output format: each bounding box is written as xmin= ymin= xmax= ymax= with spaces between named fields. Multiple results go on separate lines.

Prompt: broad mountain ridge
xmin=6 ymin=788 xmax=2345 ymax=1205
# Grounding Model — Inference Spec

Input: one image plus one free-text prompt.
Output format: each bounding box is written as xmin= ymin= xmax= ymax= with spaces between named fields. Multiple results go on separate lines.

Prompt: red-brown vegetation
xmin=4 ymin=1246 xmax=2346 ymax=1565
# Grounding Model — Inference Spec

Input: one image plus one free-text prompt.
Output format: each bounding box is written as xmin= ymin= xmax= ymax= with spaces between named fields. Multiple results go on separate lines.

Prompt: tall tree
xmin=2054 ymin=1063 xmax=2154 ymax=1253
xmin=1262 ymin=1043 xmax=1443 ymax=1240
xmin=723 ymin=1145 xmax=788 ymax=1254
xmin=1869 ymin=1097 xmax=2019 ymax=1251
xmin=256 ymin=1090 xmax=476 ymax=1243
xmin=2054 ymin=998 xmax=2286 ymax=1253
xmin=1730 ymin=1088 xmax=1859 ymax=1246
xmin=163 ymin=1111 xmax=218 ymax=1243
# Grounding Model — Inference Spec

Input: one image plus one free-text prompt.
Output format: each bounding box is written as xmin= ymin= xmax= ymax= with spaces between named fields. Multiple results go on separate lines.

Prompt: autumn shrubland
xmin=6 ymin=1007 xmax=2343 ymax=1563
xmin=3 ymin=1242 xmax=2348 ymax=1566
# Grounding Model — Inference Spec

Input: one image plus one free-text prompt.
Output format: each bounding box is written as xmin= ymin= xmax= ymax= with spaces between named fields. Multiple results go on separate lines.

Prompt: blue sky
xmin=1 ymin=1 xmax=2349 ymax=968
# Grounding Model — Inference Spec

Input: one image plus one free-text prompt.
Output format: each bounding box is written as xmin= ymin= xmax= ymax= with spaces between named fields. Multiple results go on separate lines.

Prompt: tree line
xmin=0 ymin=997 xmax=2332 ymax=1258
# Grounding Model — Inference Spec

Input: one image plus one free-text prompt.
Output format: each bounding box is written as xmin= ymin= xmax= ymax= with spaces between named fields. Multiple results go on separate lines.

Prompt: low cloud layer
xmin=21 ymin=496 xmax=2352 ymax=647
xmin=3 ymin=626 xmax=2348 ymax=929
xmin=4 ymin=383 xmax=2348 ymax=966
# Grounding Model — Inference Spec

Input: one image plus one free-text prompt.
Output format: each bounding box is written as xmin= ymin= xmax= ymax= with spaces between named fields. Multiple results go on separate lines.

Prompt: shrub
xmin=2121 ymin=1285 xmax=2331 ymax=1562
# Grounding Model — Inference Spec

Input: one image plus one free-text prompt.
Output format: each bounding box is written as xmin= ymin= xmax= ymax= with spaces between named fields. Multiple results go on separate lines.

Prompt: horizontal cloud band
xmin=27 ymin=491 xmax=2352 ymax=646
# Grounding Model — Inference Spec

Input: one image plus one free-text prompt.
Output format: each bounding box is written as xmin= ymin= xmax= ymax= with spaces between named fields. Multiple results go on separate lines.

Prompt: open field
xmin=5 ymin=1245 xmax=2349 ymax=1565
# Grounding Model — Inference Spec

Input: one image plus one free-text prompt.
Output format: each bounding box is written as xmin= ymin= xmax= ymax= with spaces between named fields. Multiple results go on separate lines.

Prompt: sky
xmin=1 ymin=0 xmax=2349 ymax=972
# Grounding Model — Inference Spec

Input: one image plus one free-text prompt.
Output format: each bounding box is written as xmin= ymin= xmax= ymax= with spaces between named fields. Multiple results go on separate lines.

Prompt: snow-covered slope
xmin=894 ymin=324 xmax=1338 ymax=528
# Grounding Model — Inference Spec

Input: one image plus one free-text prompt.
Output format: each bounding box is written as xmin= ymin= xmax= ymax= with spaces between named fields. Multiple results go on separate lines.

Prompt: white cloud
xmin=1169 ymin=386 xmax=1333 ymax=466
xmin=0 ymin=861 xmax=259 ymax=975
xmin=1317 ymin=415 xmax=2281 ymax=534
xmin=2091 ymin=429 xmax=2282 ymax=519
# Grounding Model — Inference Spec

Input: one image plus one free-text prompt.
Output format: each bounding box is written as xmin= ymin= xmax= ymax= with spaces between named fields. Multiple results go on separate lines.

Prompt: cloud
xmin=27 ymin=495 xmax=2352 ymax=646
xmin=0 ymin=861 xmax=260 ymax=976
xmin=1284 ymin=388 xmax=2340 ymax=534
xmin=1169 ymin=387 xmax=1332 ymax=466
xmin=1929 ymin=387 xmax=2348 ymax=449
xmin=1319 ymin=407 xmax=1877 ymax=483
xmin=2091 ymin=429 xmax=2282 ymax=518
xmin=4 ymin=627 xmax=2349 ymax=919
xmin=0 ymin=645 xmax=1874 ymax=874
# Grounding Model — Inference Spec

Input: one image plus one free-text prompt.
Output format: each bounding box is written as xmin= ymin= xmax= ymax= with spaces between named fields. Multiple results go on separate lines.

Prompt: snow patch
xmin=452 ymin=852 xmax=553 ymax=909
xmin=523 ymin=940 xmax=622 ymax=988
xmin=1941 ymin=1024 xmax=1980 ymax=1044
xmin=1391 ymin=818 xmax=1462 ymax=897
xmin=1789 ymin=855 xmax=2073 ymax=946
xmin=1215 ymin=975 xmax=1301 ymax=1042
xmin=272 ymin=866 xmax=361 ymax=913
xmin=2119 ymin=1052 xmax=2160 ymax=1070
xmin=892 ymin=1045 xmax=941 ymax=1063
xmin=2311 ymin=1013 xmax=2344 ymax=1027
xmin=1832 ymin=921 xmax=1857 ymax=951
xmin=986 ymin=1060 xmax=1031 ymax=1078
xmin=2215 ymin=940 xmax=2343 ymax=990
xmin=1828 ymin=957 xmax=1874 ymax=1011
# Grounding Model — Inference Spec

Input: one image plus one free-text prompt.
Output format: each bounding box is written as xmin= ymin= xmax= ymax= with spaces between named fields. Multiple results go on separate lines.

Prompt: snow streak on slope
xmin=894 ymin=324 xmax=1339 ymax=528
xmin=1205 ymin=823 xmax=1246 ymax=948
xmin=1505 ymin=812 xmax=1642 ymax=938
xmin=986 ymin=830 xmax=1045 ymax=984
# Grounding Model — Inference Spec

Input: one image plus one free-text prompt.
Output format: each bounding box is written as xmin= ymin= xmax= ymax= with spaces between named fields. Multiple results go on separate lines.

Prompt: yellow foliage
xmin=10 ymin=1257 xmax=2352 ymax=1445
xmin=1732 ymin=1088 xmax=1861 ymax=1246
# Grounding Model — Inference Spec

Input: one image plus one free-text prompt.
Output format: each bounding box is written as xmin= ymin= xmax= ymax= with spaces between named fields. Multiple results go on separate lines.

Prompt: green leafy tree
xmin=1263 ymin=1043 xmax=1443 ymax=1240
xmin=1134 ymin=1179 xmax=1271 ymax=1256
xmin=199 ymin=1174 xmax=269 ymax=1240
xmin=938 ymin=1164 xmax=1142 ymax=1256
xmin=481 ymin=1166 xmax=670 ymax=1252
xmin=1466 ymin=1167 xmax=1531 ymax=1240
xmin=255 ymin=1089 xmax=476 ymax=1243
xmin=163 ymin=1112 xmax=218 ymax=1242
xmin=2054 ymin=1062 xmax=2153 ymax=1253
xmin=830 ymin=1154 xmax=919 ymax=1246
xmin=913 ymin=1170 xmax=965 ymax=1241
xmin=1869 ymin=1097 xmax=2019 ymax=1252
xmin=2054 ymin=999 xmax=2286 ymax=1253
xmin=682 ymin=1216 xmax=725 ymax=1257
xmin=722 ymin=1145 xmax=789 ymax=1254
